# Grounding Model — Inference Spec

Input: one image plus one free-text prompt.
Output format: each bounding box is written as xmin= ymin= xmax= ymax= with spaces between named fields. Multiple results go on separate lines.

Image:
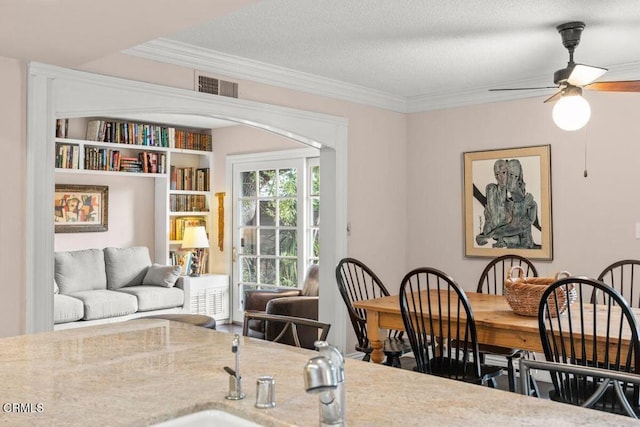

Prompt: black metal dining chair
xmin=597 ymin=259 xmax=640 ymax=308
xmin=538 ymin=276 xmax=640 ymax=416
xmin=335 ymin=257 xmax=411 ymax=367
xmin=476 ymin=254 xmax=538 ymax=392
xmin=399 ymin=266 xmax=504 ymax=386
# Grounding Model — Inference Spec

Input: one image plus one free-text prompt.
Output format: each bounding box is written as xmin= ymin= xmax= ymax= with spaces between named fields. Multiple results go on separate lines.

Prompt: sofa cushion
xmin=53 ymin=294 xmax=84 ymax=324
xmin=104 ymin=246 xmax=152 ymax=290
xmin=142 ymin=264 xmax=181 ymax=288
xmin=70 ymin=290 xmax=138 ymax=321
xmin=116 ymin=286 xmax=184 ymax=311
xmin=55 ymin=249 xmax=107 ymax=294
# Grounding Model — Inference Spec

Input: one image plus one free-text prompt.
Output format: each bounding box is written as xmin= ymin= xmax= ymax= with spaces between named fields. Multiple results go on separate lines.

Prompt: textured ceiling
xmin=3 ymin=1 xmax=640 ymax=112
xmin=165 ymin=0 xmax=640 ymax=107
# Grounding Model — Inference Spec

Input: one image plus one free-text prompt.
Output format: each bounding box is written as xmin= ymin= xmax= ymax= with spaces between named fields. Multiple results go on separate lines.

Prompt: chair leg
xmin=362 ymin=352 xmax=371 ymax=362
xmin=507 ymin=356 xmax=516 ymax=393
xmin=392 ymin=355 xmax=402 ymax=368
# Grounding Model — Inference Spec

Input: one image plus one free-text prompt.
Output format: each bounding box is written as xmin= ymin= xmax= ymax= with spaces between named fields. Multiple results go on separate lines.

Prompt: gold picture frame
xmin=54 ymin=184 xmax=109 ymax=233
xmin=463 ymin=145 xmax=552 ymax=260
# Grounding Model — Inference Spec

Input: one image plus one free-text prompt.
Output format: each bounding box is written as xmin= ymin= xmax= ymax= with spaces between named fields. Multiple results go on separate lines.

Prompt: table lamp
xmin=181 ymin=226 xmax=209 ymax=277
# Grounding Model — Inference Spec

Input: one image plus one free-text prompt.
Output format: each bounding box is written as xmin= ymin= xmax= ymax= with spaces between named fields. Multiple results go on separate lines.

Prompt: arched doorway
xmin=27 ymin=63 xmax=348 ymax=350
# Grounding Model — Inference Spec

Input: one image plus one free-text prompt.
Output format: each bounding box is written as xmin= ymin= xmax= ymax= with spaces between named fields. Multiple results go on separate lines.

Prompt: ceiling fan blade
xmin=543 ymin=90 xmax=563 ymax=104
xmin=585 ymin=80 xmax=640 ymax=92
xmin=567 ymin=64 xmax=608 ymax=86
xmin=489 ymin=86 xmax=558 ymax=92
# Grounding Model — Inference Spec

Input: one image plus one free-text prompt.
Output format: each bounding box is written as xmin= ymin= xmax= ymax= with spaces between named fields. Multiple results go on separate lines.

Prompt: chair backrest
xmin=399 ymin=267 xmax=482 ymax=381
xmin=477 ymin=254 xmax=538 ymax=294
xmin=242 ymin=312 xmax=330 ymax=350
xmin=335 ymin=258 xmax=391 ymax=350
xmin=597 ymin=260 xmax=640 ymax=308
xmin=538 ymin=277 xmax=640 ymax=410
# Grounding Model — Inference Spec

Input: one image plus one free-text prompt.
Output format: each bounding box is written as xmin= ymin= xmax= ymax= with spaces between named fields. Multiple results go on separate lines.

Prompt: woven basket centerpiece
xmin=504 ymin=266 xmax=576 ymax=317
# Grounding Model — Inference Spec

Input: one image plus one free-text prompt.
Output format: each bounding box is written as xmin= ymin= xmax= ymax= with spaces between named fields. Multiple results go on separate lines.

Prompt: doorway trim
xmin=27 ymin=62 xmax=348 ymax=350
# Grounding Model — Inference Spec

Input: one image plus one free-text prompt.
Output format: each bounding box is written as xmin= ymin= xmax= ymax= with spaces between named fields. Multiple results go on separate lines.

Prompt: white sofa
xmin=54 ymin=246 xmax=187 ymax=330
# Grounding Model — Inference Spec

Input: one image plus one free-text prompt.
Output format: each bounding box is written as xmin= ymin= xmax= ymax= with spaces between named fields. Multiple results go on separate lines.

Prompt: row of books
xmin=170 ymin=216 xmax=207 ymax=241
xmin=84 ymin=148 xmax=167 ymax=174
xmin=170 ymin=194 xmax=209 ymax=213
xmin=169 ymin=248 xmax=209 ymax=276
xmin=174 ymin=129 xmax=213 ymax=152
xmin=85 ymin=119 xmax=212 ymax=152
xmin=56 ymin=143 xmax=80 ymax=169
xmin=170 ymin=166 xmax=210 ymax=191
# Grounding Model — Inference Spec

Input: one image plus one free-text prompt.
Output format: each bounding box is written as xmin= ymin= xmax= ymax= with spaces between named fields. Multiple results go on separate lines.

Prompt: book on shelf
xmin=170 ymin=194 xmax=209 ymax=212
xmin=56 ymin=118 xmax=69 ymax=138
xmin=55 ymin=143 xmax=80 ymax=169
xmin=170 ymin=216 xmax=207 ymax=241
xmin=170 ymin=166 xmax=210 ymax=191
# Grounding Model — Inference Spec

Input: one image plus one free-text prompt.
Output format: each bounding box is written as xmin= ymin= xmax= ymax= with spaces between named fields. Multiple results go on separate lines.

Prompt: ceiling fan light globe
xmin=552 ymin=95 xmax=591 ymax=131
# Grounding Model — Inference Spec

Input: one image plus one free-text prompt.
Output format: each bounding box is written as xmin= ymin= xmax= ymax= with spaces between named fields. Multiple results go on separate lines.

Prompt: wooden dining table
xmin=352 ymin=291 xmax=636 ymax=364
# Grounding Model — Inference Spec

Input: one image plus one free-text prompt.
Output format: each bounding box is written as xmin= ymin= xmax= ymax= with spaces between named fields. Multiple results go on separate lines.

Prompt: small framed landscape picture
xmin=463 ymin=145 xmax=553 ymax=260
xmin=54 ymin=184 xmax=109 ymax=233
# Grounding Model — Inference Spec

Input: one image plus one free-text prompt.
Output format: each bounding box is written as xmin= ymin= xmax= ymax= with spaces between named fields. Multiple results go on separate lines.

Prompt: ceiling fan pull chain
xmin=583 ymin=124 xmax=589 ymax=178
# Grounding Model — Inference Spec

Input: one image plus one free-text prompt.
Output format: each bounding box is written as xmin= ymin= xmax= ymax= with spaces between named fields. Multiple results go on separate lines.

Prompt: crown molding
xmin=124 ymin=39 xmax=407 ymax=113
xmin=124 ymin=39 xmax=640 ymax=115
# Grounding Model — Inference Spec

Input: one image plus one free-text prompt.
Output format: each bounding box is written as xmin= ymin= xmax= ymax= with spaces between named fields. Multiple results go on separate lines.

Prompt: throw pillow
xmin=104 ymin=246 xmax=152 ymax=289
xmin=302 ymin=264 xmax=319 ymax=296
xmin=142 ymin=264 xmax=181 ymax=288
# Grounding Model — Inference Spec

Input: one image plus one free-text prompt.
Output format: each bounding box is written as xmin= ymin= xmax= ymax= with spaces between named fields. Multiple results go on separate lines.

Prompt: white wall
xmin=406 ymin=91 xmax=640 ymax=293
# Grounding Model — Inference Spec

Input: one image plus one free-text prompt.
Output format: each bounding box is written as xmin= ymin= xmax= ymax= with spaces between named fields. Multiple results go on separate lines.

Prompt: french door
xmin=230 ymin=153 xmax=318 ymax=322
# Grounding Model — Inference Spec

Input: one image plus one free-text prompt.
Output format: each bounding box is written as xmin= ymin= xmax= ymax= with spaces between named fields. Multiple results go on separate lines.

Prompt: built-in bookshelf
xmin=55 ymin=117 xmax=214 ymax=274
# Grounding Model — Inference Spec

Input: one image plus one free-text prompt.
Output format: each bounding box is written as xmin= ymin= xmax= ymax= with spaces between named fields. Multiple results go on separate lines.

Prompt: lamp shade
xmin=552 ymin=94 xmax=591 ymax=131
xmin=181 ymin=226 xmax=209 ymax=249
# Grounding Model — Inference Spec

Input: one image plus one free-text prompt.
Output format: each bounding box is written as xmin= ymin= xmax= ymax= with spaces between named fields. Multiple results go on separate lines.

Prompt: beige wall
xmin=0 ymin=58 xmax=26 ymax=337
xmin=407 ymin=91 xmax=640 ymax=294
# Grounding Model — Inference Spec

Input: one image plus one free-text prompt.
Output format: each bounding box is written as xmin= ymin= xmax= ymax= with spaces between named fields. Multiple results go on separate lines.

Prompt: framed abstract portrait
xmin=463 ymin=145 xmax=552 ymax=260
xmin=54 ymin=184 xmax=109 ymax=233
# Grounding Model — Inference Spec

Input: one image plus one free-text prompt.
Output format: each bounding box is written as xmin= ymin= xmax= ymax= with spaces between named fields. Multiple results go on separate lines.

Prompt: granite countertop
xmin=0 ymin=320 xmax=636 ymax=426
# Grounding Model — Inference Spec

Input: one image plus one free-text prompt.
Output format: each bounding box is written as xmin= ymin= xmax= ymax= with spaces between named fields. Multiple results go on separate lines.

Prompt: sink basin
xmin=152 ymin=409 xmax=262 ymax=427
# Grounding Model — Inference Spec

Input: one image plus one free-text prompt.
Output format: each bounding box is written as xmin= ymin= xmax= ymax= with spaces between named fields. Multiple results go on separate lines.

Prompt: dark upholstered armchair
xmin=243 ymin=265 xmax=319 ymax=340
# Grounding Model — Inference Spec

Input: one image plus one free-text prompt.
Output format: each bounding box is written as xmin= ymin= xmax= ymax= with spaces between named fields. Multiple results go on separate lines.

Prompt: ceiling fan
xmin=491 ymin=21 xmax=640 ymax=130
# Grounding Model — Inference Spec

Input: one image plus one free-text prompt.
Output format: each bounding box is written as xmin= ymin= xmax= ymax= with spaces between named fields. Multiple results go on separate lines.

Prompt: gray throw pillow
xmin=104 ymin=246 xmax=152 ymax=289
xmin=142 ymin=264 xmax=181 ymax=288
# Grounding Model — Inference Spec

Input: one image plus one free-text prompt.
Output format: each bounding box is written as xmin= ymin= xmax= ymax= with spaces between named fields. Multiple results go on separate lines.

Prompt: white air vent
xmin=197 ymin=75 xmax=238 ymax=98
xmin=189 ymin=285 xmax=230 ymax=320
